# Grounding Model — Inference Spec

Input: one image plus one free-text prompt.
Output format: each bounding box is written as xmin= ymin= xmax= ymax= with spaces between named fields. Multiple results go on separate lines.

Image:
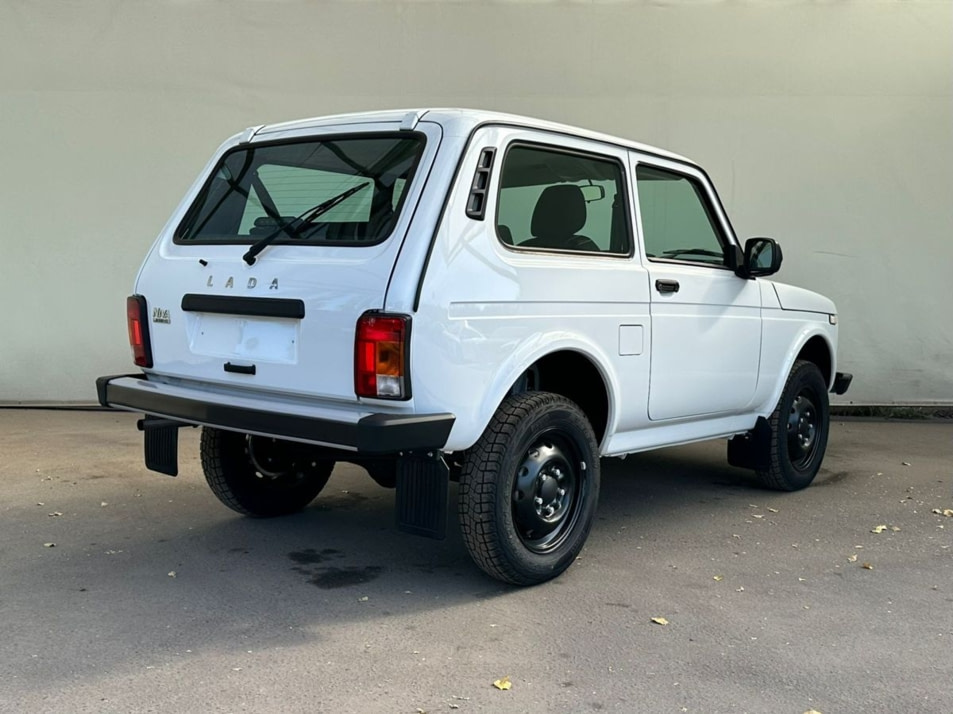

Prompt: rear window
xmin=175 ymin=134 xmax=425 ymax=245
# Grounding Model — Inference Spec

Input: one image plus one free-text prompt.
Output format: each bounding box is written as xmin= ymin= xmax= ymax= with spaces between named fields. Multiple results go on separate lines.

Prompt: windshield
xmin=175 ymin=134 xmax=425 ymax=246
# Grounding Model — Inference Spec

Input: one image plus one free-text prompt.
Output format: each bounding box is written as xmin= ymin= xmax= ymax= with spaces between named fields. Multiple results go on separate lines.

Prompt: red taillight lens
xmin=354 ymin=313 xmax=409 ymax=399
xmin=126 ymin=295 xmax=153 ymax=368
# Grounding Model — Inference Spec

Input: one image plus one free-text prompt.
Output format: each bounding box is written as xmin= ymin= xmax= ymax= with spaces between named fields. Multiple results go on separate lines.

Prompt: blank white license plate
xmin=189 ymin=314 xmax=298 ymax=364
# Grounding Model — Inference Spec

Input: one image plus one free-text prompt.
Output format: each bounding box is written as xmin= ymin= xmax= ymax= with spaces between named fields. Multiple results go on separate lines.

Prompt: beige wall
xmin=1 ymin=0 xmax=951 ymax=404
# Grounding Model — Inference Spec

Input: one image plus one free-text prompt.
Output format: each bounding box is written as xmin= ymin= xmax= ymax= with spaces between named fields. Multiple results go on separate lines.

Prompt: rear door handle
xmin=655 ymin=279 xmax=680 ymax=294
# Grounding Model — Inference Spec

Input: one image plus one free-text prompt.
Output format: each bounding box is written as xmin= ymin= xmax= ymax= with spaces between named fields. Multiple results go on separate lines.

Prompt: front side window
xmin=496 ymin=145 xmax=629 ymax=255
xmin=176 ymin=135 xmax=424 ymax=245
xmin=636 ymin=165 xmax=727 ymax=266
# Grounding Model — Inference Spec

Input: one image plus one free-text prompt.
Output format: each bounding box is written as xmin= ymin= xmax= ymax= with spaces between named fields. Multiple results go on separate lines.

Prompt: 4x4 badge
xmin=152 ymin=307 xmax=171 ymax=324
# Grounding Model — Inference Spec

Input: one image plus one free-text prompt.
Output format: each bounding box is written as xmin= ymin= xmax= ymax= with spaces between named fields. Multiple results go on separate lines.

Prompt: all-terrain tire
xmin=458 ymin=392 xmax=600 ymax=585
xmin=200 ymin=427 xmax=334 ymax=517
xmin=756 ymin=360 xmax=830 ymax=491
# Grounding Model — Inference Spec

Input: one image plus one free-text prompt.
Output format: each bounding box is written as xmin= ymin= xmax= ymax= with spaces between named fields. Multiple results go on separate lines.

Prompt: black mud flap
xmin=395 ymin=453 xmax=449 ymax=540
xmin=727 ymin=417 xmax=772 ymax=471
xmin=138 ymin=417 xmax=183 ymax=477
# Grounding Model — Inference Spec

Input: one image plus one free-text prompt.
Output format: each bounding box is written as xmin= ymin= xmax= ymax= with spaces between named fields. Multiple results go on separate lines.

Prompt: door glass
xmin=636 ymin=165 xmax=726 ymax=266
xmin=496 ymin=145 xmax=630 ymax=254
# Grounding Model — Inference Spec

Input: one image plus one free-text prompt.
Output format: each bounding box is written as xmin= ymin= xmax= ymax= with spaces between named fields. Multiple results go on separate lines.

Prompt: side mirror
xmin=736 ymin=237 xmax=782 ymax=278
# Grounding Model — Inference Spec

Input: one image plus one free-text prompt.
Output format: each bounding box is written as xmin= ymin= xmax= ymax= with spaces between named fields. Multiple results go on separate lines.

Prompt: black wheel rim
xmin=511 ymin=430 xmax=586 ymax=554
xmin=245 ymin=436 xmax=318 ymax=485
xmin=786 ymin=390 xmax=820 ymax=471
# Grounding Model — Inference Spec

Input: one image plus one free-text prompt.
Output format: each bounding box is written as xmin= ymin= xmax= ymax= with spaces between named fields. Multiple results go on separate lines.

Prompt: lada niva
xmin=98 ymin=109 xmax=852 ymax=584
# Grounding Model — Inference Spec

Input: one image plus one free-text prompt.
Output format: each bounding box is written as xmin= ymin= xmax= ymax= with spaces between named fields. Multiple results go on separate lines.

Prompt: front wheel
xmin=459 ymin=392 xmax=600 ymax=585
xmin=756 ymin=360 xmax=830 ymax=491
xmin=200 ymin=428 xmax=334 ymax=517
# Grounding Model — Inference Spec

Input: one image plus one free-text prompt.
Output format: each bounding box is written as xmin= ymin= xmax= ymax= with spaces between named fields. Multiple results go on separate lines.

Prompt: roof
xmin=251 ymin=108 xmax=692 ymax=165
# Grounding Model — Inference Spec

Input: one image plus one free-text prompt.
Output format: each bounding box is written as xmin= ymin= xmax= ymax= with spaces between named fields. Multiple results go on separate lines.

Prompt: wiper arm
xmin=661 ymin=248 xmax=725 ymax=259
xmin=242 ymin=182 xmax=370 ymax=265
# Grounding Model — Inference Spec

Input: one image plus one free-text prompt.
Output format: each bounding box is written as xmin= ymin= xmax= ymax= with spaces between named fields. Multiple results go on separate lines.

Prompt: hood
xmin=772 ymin=282 xmax=836 ymax=315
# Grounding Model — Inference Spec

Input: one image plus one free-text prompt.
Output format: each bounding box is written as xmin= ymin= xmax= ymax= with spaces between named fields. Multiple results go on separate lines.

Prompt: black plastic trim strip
xmin=181 ymin=294 xmax=305 ymax=319
xmin=96 ymin=376 xmax=454 ymax=454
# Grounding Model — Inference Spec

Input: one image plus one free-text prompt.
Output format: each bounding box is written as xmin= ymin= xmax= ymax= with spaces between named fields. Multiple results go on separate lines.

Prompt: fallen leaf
xmin=847 ymin=554 xmax=858 ymax=563
xmin=862 ymin=563 xmax=873 ymax=570
xmin=890 ymin=526 xmax=901 ymax=532
xmin=767 ymin=507 xmax=779 ymax=513
xmin=651 ymin=617 xmax=670 ymax=626
xmin=450 ymin=706 xmax=460 ymax=711
xmin=752 ymin=514 xmax=765 ymax=519
xmin=168 ymin=571 xmax=176 ymax=578
xmin=944 ymin=510 xmax=953 ymax=518
xmin=43 ymin=542 xmax=55 ymax=548
xmin=713 ymin=575 xmax=724 ymax=581
xmin=48 ymin=512 xmax=63 ymax=517
xmin=901 ymin=462 xmax=910 ymax=466
xmin=358 ymin=596 xmax=369 ymax=602
xmin=493 ymin=676 xmax=512 ymax=691
xmin=804 ymin=709 xmax=824 ymax=714
xmin=871 ymin=525 xmax=887 ymax=534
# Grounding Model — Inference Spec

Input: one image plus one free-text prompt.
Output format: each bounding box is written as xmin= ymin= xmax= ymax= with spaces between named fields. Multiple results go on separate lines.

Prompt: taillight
xmin=126 ymin=295 xmax=153 ymax=368
xmin=354 ymin=313 xmax=410 ymax=399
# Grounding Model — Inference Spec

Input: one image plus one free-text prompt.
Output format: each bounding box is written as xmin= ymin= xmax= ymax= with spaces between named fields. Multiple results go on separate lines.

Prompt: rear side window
xmin=635 ymin=164 xmax=728 ymax=266
xmin=176 ymin=134 xmax=424 ymax=245
xmin=496 ymin=144 xmax=630 ymax=255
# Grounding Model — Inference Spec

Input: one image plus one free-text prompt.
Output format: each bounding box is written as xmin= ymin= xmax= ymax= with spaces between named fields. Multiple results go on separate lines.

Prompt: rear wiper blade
xmin=242 ymin=182 xmax=370 ymax=265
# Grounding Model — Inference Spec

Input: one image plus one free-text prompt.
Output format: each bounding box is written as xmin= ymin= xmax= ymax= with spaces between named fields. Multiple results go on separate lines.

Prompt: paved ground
xmin=0 ymin=411 xmax=950 ymax=714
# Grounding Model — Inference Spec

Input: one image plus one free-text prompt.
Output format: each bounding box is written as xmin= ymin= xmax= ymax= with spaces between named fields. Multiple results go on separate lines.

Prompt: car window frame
xmin=173 ymin=131 xmax=427 ymax=248
xmin=632 ymin=158 xmax=740 ymax=272
xmin=493 ymin=140 xmax=634 ymax=259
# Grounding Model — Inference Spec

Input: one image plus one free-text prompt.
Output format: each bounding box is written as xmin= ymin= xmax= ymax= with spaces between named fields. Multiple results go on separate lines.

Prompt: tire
xmin=756 ymin=360 xmax=830 ymax=491
xmin=458 ymin=392 xmax=600 ymax=585
xmin=200 ymin=427 xmax=334 ymax=517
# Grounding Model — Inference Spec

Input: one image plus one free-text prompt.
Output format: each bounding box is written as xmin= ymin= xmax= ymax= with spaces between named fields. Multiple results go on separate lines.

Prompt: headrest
xmin=531 ymin=184 xmax=586 ymax=238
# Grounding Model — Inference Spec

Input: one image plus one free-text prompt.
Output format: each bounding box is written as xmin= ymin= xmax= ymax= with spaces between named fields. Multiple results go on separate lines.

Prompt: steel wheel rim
xmin=786 ymin=391 xmax=820 ymax=471
xmin=246 ymin=436 xmax=314 ymax=485
xmin=511 ymin=431 xmax=585 ymax=553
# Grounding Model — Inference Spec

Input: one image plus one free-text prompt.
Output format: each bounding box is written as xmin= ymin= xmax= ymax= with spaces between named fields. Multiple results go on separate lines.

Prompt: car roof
xmin=252 ymin=108 xmax=693 ymax=165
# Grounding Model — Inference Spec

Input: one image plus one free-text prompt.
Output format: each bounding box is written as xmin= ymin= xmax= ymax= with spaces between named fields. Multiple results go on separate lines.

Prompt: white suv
xmin=98 ymin=109 xmax=852 ymax=585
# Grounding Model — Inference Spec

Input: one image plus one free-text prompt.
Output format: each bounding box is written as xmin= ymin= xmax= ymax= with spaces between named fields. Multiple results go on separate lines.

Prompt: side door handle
xmin=655 ymin=279 xmax=680 ymax=294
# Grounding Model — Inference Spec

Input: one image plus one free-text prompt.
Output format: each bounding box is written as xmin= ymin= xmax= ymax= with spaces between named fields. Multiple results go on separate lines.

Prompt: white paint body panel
xmin=127 ymin=109 xmax=842 ymax=454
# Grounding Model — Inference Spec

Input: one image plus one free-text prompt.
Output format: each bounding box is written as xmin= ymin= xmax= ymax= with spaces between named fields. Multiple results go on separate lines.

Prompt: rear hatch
xmin=134 ymin=119 xmax=441 ymax=402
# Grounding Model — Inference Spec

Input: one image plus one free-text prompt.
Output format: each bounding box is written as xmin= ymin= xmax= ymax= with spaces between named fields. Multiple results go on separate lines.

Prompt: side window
xmin=496 ymin=145 xmax=629 ymax=254
xmin=636 ymin=165 xmax=727 ymax=266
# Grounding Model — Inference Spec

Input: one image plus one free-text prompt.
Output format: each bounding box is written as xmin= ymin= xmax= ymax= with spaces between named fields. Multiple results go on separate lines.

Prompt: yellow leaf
xmin=847 ymin=554 xmax=858 ymax=563
xmin=651 ymin=617 xmax=669 ymax=626
xmin=944 ymin=509 xmax=953 ymax=518
xmin=713 ymin=575 xmax=724 ymax=581
xmin=804 ymin=710 xmax=824 ymax=714
xmin=493 ymin=676 xmax=512 ymax=691
xmin=871 ymin=525 xmax=887 ymax=534
xmin=862 ymin=562 xmax=873 ymax=570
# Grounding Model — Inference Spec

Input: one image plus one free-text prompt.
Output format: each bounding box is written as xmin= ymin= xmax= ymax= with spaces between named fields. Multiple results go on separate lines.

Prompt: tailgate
xmin=133 ymin=122 xmax=441 ymax=402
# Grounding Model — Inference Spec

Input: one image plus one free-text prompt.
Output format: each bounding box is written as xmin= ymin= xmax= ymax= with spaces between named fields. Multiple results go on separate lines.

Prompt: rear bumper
xmin=832 ymin=371 xmax=853 ymax=395
xmin=96 ymin=374 xmax=454 ymax=454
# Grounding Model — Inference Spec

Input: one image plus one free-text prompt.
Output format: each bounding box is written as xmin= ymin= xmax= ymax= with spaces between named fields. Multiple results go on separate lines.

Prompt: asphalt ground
xmin=0 ymin=410 xmax=951 ymax=714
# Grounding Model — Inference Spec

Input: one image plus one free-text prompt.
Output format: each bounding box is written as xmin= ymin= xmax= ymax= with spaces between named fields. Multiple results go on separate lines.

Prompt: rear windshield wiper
xmin=242 ymin=182 xmax=370 ymax=265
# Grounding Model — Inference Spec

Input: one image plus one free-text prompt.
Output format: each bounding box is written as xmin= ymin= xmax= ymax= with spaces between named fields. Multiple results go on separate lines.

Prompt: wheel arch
xmin=761 ymin=328 xmax=835 ymax=418
xmin=474 ymin=339 xmax=617 ymax=449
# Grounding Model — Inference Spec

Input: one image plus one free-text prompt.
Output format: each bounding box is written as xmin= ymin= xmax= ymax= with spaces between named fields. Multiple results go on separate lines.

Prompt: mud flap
xmin=138 ymin=417 xmax=182 ymax=476
xmin=395 ymin=453 xmax=449 ymax=540
xmin=727 ymin=416 xmax=772 ymax=471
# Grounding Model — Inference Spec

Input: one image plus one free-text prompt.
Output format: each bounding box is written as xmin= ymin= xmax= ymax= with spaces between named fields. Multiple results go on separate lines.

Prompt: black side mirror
xmin=736 ymin=237 xmax=782 ymax=278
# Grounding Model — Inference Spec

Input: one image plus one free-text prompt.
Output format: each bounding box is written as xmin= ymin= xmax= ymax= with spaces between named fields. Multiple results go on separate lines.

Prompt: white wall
xmin=1 ymin=0 xmax=950 ymax=405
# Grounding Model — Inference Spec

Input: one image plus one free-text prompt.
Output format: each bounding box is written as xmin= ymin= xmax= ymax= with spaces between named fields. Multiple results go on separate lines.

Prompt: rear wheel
xmin=756 ymin=360 xmax=830 ymax=491
xmin=459 ymin=392 xmax=600 ymax=585
xmin=200 ymin=428 xmax=334 ymax=517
